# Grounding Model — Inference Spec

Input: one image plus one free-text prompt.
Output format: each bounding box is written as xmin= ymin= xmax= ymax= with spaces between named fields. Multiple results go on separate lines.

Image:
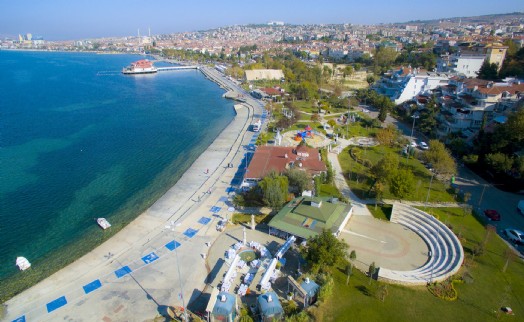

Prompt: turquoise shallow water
xmin=0 ymin=51 xmax=234 ymax=281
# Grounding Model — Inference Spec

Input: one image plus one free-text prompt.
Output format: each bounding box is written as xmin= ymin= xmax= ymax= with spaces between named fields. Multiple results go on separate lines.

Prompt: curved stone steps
xmin=378 ymin=203 xmax=464 ymax=285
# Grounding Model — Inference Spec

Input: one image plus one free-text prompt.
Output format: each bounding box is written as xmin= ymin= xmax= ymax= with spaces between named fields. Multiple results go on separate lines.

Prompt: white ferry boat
xmin=122 ymin=59 xmax=158 ymax=74
xmin=96 ymin=218 xmax=111 ymax=230
xmin=16 ymin=257 xmax=31 ymax=271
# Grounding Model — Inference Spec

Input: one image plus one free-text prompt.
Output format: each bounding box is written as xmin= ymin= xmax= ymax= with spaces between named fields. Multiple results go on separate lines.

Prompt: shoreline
xmin=4 ymin=66 xmax=262 ymax=320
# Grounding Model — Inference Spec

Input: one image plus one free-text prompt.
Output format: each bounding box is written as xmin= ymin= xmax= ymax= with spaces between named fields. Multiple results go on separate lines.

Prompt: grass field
xmin=312 ymin=207 xmax=524 ymax=321
xmin=338 ymin=145 xmax=456 ymax=203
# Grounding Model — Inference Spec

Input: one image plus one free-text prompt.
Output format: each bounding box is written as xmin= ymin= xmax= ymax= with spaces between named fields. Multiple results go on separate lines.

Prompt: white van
xmin=518 ymin=200 xmax=524 ymax=215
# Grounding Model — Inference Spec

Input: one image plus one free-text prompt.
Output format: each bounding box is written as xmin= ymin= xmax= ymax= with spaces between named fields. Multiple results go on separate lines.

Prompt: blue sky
xmin=1 ymin=0 xmax=522 ymax=40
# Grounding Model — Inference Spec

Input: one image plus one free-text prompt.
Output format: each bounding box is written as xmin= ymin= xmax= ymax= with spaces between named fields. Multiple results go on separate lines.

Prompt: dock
xmin=156 ymin=65 xmax=199 ymax=72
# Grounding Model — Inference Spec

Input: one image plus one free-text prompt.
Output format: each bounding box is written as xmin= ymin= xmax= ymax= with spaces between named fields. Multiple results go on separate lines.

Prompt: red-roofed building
xmin=261 ymin=87 xmax=284 ymax=101
xmin=241 ymin=145 xmax=327 ymax=189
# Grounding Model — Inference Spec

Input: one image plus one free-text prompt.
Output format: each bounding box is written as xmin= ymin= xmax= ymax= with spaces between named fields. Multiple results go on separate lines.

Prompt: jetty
xmin=156 ymin=65 xmax=198 ymax=72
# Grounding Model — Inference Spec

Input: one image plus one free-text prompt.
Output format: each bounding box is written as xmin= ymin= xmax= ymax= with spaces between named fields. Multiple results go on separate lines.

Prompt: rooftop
xmin=245 ymin=145 xmax=326 ymax=180
xmin=268 ymin=196 xmax=352 ymax=239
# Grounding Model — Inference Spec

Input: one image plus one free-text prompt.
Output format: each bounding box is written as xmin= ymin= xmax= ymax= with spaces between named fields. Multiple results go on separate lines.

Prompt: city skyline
xmin=1 ymin=0 xmax=523 ymax=40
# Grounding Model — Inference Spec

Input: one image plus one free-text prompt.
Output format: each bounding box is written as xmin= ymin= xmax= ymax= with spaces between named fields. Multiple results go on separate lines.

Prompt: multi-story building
xmin=437 ymin=53 xmax=486 ymax=78
xmin=374 ymin=66 xmax=452 ymax=104
xmin=436 ymin=78 xmax=524 ymax=138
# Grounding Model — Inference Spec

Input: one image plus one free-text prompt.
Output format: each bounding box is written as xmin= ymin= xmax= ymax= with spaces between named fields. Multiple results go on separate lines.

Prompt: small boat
xmin=16 ymin=257 xmax=31 ymax=271
xmin=96 ymin=218 xmax=111 ymax=230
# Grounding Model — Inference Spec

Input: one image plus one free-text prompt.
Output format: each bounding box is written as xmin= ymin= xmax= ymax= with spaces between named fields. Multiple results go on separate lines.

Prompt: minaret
xmin=138 ymin=28 xmax=141 ymax=45
xmin=148 ymin=27 xmax=151 ymax=38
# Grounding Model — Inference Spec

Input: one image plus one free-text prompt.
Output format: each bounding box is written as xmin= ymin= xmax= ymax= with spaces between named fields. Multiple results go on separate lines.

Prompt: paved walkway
xmin=328 ymin=138 xmax=373 ymax=217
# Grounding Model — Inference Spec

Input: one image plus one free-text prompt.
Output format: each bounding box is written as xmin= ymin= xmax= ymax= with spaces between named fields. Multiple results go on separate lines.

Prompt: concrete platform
xmin=340 ymin=215 xmax=429 ymax=272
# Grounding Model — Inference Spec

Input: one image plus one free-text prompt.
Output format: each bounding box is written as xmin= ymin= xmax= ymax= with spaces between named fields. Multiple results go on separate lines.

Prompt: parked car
xmin=419 ymin=142 xmax=429 ymax=150
xmin=410 ymin=141 xmax=417 ymax=148
xmin=484 ymin=209 xmax=501 ymax=221
xmin=504 ymin=229 xmax=524 ymax=244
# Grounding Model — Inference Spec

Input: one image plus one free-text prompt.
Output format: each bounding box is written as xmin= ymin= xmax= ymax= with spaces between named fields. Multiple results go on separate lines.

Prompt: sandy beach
xmin=4 ymin=66 xmax=265 ymax=321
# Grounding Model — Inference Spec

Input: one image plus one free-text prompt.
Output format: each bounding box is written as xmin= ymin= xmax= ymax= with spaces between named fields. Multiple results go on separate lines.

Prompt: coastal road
xmin=4 ymin=67 xmax=265 ymax=321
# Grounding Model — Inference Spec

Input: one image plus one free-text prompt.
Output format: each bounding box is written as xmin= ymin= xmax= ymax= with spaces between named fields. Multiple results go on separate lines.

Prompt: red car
xmin=484 ymin=209 xmax=501 ymax=221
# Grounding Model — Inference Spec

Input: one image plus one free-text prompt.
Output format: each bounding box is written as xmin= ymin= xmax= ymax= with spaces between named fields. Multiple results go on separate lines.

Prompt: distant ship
xmin=122 ymin=59 xmax=157 ymax=74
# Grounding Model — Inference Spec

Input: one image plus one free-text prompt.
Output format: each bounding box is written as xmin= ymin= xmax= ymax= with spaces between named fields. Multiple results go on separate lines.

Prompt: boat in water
xmin=16 ymin=257 xmax=31 ymax=271
xmin=96 ymin=218 xmax=111 ymax=230
xmin=122 ymin=59 xmax=157 ymax=75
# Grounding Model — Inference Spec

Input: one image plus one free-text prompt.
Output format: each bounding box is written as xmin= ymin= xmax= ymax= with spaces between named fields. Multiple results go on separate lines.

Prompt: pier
xmin=157 ymin=65 xmax=199 ymax=72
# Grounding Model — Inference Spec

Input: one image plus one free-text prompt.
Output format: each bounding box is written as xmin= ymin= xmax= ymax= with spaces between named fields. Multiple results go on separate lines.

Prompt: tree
xmin=477 ymin=59 xmax=499 ymax=80
xmin=343 ymin=65 xmax=354 ymax=79
xmin=258 ymin=171 xmax=288 ymax=209
xmin=374 ymin=46 xmax=398 ymax=70
xmin=368 ymin=262 xmax=377 ymax=285
xmin=416 ymin=96 xmax=438 ymax=137
xmin=376 ymin=284 xmax=389 ymax=302
xmin=285 ymin=311 xmax=310 ymax=322
xmin=285 ymin=169 xmax=313 ymax=193
xmin=499 ymin=47 xmax=524 ymax=78
xmin=304 ymin=229 xmax=349 ymax=272
xmin=371 ymin=153 xmax=399 ymax=182
xmin=378 ymin=107 xmax=388 ymax=122
xmin=485 ymin=152 xmax=513 ymax=173
xmin=422 ymin=140 xmax=457 ymax=176
xmin=345 ymin=262 xmax=353 ymax=285
xmin=373 ymin=181 xmax=385 ymax=210
xmin=389 ymin=169 xmax=415 ymax=199
xmin=366 ymin=75 xmax=376 ymax=86
xmin=327 ymin=119 xmax=336 ymax=131
xmin=375 ymin=124 xmax=397 ymax=147
xmin=349 ymin=250 xmax=357 ymax=262
xmin=282 ymin=299 xmax=299 ymax=316
xmin=310 ymin=113 xmax=321 ymax=123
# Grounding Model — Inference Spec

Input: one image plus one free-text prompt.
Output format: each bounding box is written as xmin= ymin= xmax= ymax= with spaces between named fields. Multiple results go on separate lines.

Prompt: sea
xmin=0 ymin=50 xmax=235 ymax=286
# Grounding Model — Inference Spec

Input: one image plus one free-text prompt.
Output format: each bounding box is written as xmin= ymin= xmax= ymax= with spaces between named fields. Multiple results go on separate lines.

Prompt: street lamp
xmin=410 ymin=113 xmax=420 ymax=143
xmin=168 ymin=223 xmax=188 ymax=322
xmin=478 ymin=184 xmax=488 ymax=211
xmin=424 ymin=170 xmax=435 ymax=209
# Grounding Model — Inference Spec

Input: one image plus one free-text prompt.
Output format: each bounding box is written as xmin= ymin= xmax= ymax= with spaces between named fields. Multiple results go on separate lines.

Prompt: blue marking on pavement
xmin=183 ymin=228 xmax=198 ymax=238
xmin=165 ymin=240 xmax=181 ymax=251
xmin=114 ymin=266 xmax=132 ymax=278
xmin=142 ymin=252 xmax=159 ymax=264
xmin=198 ymin=217 xmax=212 ymax=225
xmin=46 ymin=296 xmax=67 ymax=313
xmin=210 ymin=206 xmax=221 ymax=213
xmin=12 ymin=316 xmax=26 ymax=322
xmin=219 ymin=196 xmax=228 ymax=202
xmin=82 ymin=279 xmax=102 ymax=294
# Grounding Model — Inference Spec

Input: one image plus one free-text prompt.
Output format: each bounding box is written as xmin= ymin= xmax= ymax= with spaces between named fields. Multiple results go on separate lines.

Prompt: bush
xmin=427 ymin=278 xmax=462 ymax=301
xmin=317 ymin=273 xmax=334 ymax=302
xmin=283 ymin=300 xmax=299 ymax=316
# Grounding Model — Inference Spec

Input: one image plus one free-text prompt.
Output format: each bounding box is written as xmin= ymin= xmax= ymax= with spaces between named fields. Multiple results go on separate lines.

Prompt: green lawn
xmin=338 ymin=145 xmax=456 ymax=202
xmin=366 ymin=204 xmax=393 ymax=221
xmin=319 ymin=183 xmax=344 ymax=199
xmin=231 ymin=213 xmax=269 ymax=224
xmin=312 ymin=207 xmax=524 ymax=321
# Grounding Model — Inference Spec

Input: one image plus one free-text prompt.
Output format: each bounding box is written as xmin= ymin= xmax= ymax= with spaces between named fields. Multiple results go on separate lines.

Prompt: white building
xmin=375 ymin=67 xmax=451 ymax=104
xmin=438 ymin=54 xmax=486 ymax=78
